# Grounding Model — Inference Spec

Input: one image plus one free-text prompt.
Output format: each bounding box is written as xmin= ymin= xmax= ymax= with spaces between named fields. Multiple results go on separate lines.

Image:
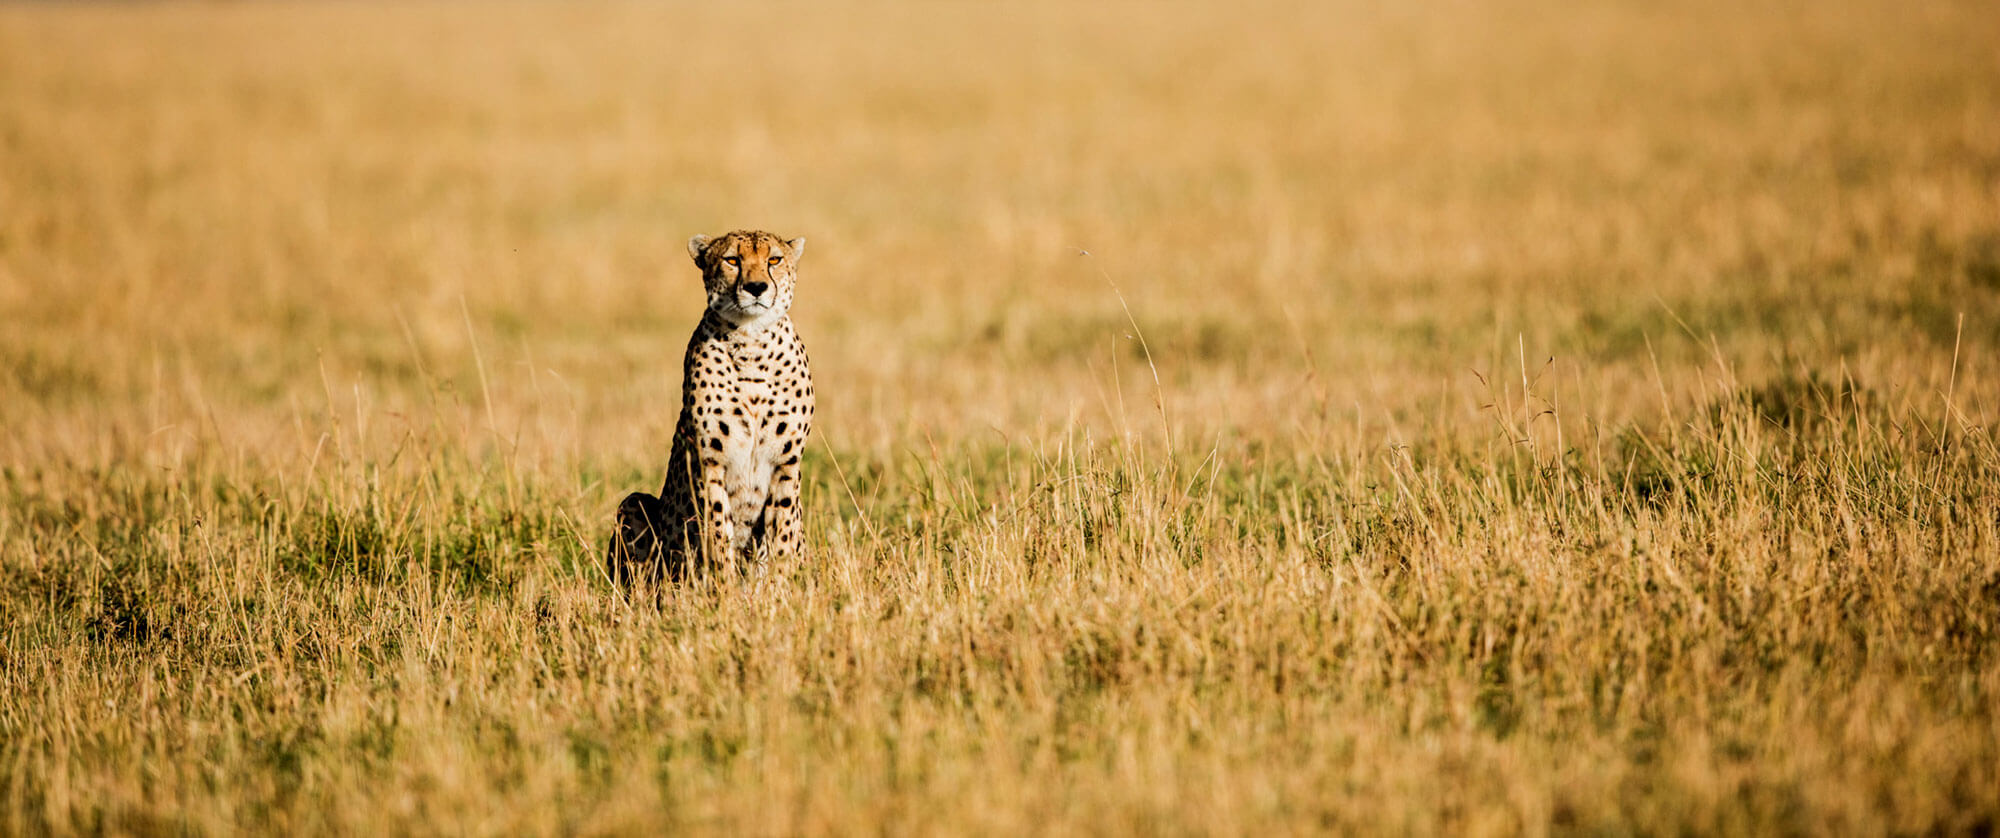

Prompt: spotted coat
xmin=609 ymin=230 xmax=815 ymax=584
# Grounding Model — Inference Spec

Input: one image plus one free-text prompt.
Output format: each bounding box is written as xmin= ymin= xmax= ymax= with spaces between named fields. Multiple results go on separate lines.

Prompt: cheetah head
xmin=687 ymin=230 xmax=805 ymax=330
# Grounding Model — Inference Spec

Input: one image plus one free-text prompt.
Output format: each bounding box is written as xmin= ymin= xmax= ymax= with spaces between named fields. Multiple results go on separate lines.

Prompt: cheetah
xmin=608 ymin=230 xmax=815 ymax=585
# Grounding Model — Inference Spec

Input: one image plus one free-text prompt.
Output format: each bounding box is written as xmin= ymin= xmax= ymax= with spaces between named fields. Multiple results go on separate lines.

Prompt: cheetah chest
xmin=719 ymin=375 xmax=778 ymax=532
xmin=706 ymin=343 xmax=810 ymax=549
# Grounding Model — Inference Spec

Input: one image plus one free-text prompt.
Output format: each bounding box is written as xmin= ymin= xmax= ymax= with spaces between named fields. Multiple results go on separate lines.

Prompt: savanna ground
xmin=3 ymin=0 xmax=1999 ymax=833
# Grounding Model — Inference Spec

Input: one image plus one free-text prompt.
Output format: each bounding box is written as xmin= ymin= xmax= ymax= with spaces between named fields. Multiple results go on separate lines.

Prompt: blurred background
xmin=3 ymin=0 xmax=1995 ymax=472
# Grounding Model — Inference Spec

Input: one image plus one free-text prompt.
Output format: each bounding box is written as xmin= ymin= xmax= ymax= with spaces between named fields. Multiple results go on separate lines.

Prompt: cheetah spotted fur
xmin=608 ymin=230 xmax=815 ymax=584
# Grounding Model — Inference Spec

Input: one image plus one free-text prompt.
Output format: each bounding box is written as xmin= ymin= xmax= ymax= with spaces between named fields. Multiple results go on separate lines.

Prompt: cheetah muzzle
xmin=608 ymin=230 xmax=816 ymax=585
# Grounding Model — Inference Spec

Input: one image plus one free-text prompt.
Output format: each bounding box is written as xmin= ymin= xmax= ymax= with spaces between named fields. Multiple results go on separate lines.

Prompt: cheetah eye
xmin=723 ymin=256 xmax=740 ymax=267
xmin=767 ymin=255 xmax=782 ymax=266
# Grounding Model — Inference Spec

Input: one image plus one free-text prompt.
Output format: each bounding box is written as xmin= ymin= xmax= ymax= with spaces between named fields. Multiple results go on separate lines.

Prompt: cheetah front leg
xmin=762 ymin=446 xmax=806 ymax=564
xmin=694 ymin=457 xmax=735 ymax=575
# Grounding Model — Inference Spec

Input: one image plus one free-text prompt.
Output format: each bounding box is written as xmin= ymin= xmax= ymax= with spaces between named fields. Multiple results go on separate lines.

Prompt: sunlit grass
xmin=2 ymin=0 xmax=1998 ymax=833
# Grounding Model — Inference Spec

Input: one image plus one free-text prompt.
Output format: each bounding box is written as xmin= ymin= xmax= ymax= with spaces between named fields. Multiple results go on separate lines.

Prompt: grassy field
xmin=3 ymin=0 xmax=1999 ymax=833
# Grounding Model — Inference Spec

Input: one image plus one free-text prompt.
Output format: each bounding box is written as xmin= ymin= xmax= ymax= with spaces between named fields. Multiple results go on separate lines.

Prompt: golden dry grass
xmin=3 ymin=0 xmax=1999 ymax=834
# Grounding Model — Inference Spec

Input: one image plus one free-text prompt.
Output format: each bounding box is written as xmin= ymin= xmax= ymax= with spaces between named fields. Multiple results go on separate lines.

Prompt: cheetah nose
xmin=741 ymin=281 xmax=769 ymax=297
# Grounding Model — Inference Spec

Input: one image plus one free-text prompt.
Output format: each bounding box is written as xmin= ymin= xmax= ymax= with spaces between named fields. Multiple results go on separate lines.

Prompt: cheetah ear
xmin=687 ymin=235 xmax=712 ymax=265
xmin=785 ymin=237 xmax=806 ymax=262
